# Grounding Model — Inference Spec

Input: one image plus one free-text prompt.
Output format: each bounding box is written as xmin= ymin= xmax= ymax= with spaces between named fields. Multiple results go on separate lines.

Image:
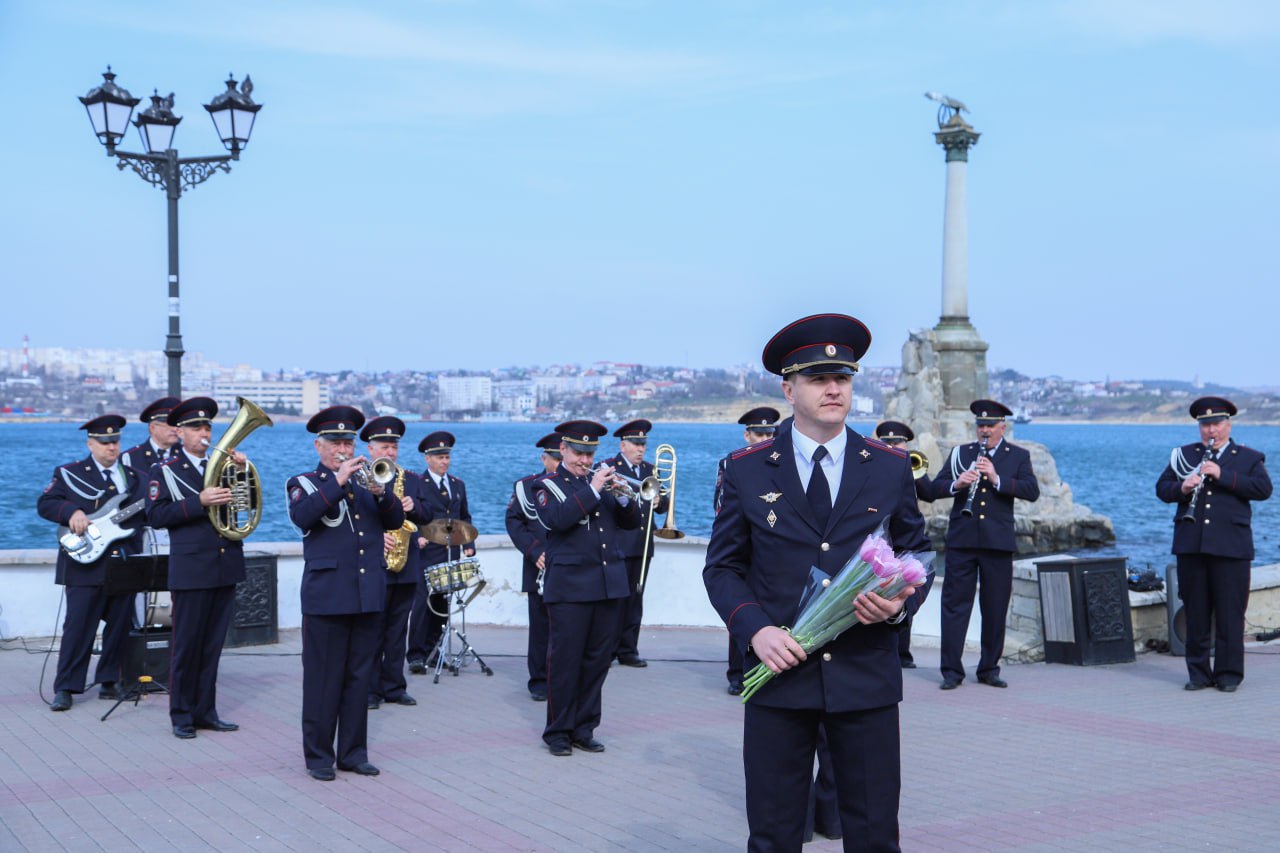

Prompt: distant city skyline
xmin=3 ymin=2 xmax=1277 ymax=386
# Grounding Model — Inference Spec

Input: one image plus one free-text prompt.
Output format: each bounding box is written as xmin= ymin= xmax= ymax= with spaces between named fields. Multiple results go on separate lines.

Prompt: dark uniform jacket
xmin=419 ymin=471 xmax=471 ymax=569
xmin=703 ymin=426 xmax=932 ymax=712
xmin=38 ymin=457 xmax=148 ymax=586
xmin=147 ymin=455 xmax=246 ymax=590
xmin=121 ymin=440 xmax=176 ymax=473
xmin=603 ymin=454 xmax=670 ymax=560
xmin=533 ymin=468 xmax=642 ymax=604
xmin=506 ymin=473 xmax=547 ymax=593
xmin=287 ymin=464 xmax=404 ymax=615
xmin=932 ymin=439 xmax=1039 ymax=552
xmin=1156 ymin=439 xmax=1272 ymax=560
xmin=388 ymin=466 xmax=432 ymax=587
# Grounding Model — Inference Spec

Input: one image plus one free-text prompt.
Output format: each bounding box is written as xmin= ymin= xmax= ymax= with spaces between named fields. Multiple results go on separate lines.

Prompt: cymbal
xmin=421 ymin=518 xmax=479 ymax=546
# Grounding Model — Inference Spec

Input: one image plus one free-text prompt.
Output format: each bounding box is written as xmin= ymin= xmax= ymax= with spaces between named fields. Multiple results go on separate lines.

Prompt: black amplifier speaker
xmin=1037 ymin=557 xmax=1135 ymax=666
xmin=1165 ymin=565 xmax=1212 ymax=657
xmin=121 ymin=628 xmax=171 ymax=691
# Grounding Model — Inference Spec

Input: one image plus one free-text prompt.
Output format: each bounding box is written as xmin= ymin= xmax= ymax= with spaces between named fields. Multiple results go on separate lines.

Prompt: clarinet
xmin=1180 ymin=438 xmax=1217 ymax=523
xmin=960 ymin=436 xmax=989 ymax=518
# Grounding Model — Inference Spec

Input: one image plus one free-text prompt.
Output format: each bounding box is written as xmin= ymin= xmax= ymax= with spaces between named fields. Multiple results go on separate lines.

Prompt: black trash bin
xmin=1036 ymin=556 xmax=1135 ymax=665
xmin=226 ymin=551 xmax=279 ymax=647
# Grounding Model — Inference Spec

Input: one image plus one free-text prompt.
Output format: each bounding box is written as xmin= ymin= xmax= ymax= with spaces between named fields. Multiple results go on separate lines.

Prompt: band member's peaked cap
xmin=80 ymin=414 xmax=127 ymax=442
xmin=360 ymin=416 xmax=406 ymax=443
xmin=139 ymin=397 xmax=180 ymax=423
xmin=1190 ymin=396 xmax=1236 ymax=423
xmin=307 ymin=405 xmax=364 ymax=438
xmin=762 ymin=313 xmax=871 ymax=377
xmin=168 ymin=397 xmax=219 ymax=427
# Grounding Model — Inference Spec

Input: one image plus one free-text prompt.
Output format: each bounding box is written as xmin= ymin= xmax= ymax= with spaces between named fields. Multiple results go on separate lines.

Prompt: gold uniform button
xmin=822 ymin=652 xmax=832 ymax=662
xmin=601 ymin=543 xmax=607 ymax=548
xmin=1205 ymin=504 xmax=1211 ymax=510
xmin=354 ymin=514 xmax=361 ymax=520
xmin=595 ymin=511 xmax=601 ymax=518
xmin=979 ymin=514 xmax=985 ymax=520
xmin=1204 ymin=519 xmax=1211 ymax=525
xmin=980 ymin=501 xmax=986 ymax=506
xmin=220 ymin=548 xmax=225 ymax=554
xmin=820 ymin=542 xmax=830 ymax=552
xmin=359 ymin=548 xmax=365 ymax=555
xmin=602 ymin=560 xmax=608 ymax=566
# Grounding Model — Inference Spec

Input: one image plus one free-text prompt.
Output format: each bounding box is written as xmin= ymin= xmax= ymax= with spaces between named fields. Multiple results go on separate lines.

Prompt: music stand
xmin=101 ymin=553 xmax=170 ymax=722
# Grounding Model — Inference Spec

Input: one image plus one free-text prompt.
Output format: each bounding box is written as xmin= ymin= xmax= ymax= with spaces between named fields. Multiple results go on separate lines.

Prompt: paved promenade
xmin=1 ymin=625 xmax=1277 ymax=852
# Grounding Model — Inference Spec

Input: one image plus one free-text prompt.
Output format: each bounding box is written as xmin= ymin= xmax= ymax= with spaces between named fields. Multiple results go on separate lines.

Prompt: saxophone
xmin=385 ymin=465 xmax=418 ymax=573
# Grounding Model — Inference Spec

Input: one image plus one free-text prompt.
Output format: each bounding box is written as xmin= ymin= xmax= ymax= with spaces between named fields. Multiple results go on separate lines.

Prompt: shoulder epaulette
xmin=865 ymin=437 xmax=907 ymax=459
xmin=730 ymin=438 xmax=775 ymax=460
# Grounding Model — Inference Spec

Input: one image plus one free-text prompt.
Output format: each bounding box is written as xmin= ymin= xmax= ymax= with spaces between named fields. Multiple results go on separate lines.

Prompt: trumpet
xmin=336 ymin=454 xmax=397 ymax=489
xmin=590 ymin=463 xmax=661 ymax=502
xmin=909 ymin=450 xmax=929 ymax=481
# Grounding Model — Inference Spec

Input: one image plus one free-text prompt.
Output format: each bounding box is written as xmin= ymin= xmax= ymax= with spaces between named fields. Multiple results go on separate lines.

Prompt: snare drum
xmin=425 ymin=557 xmax=482 ymax=593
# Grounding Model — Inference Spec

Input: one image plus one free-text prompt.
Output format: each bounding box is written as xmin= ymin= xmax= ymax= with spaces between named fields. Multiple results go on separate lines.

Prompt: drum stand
xmin=429 ymin=582 xmax=493 ymax=684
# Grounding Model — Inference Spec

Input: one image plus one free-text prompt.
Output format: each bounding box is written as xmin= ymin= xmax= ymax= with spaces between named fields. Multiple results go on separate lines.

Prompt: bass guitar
xmin=57 ymin=494 xmax=147 ymax=564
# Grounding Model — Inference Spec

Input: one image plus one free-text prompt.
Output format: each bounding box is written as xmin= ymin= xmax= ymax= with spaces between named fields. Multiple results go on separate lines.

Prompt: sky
xmin=2 ymin=1 xmax=1278 ymax=387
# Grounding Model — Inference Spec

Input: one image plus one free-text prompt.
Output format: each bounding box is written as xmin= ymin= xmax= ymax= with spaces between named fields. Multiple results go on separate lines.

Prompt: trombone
xmin=638 ymin=443 xmax=684 ymax=591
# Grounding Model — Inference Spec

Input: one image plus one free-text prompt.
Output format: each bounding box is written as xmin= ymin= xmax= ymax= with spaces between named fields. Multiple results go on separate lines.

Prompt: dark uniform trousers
xmin=146 ymin=455 xmax=246 ymax=727
xmin=534 ymin=468 xmax=640 ymax=745
xmin=371 ymin=467 xmax=430 ymax=703
xmin=932 ymin=440 xmax=1039 ymax=682
xmin=606 ymin=455 xmax=668 ymax=661
xmin=1157 ymin=439 xmax=1271 ymax=688
xmin=408 ymin=472 xmax=469 ymax=664
xmin=37 ymin=457 xmax=147 ymax=694
xmin=704 ymin=427 xmax=931 ymax=852
xmin=288 ymin=463 xmax=403 ymax=770
xmin=506 ymin=474 xmax=550 ymax=694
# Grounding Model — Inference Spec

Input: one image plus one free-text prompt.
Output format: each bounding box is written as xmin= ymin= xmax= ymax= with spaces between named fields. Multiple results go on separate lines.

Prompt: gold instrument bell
xmin=204 ymin=397 xmax=273 ymax=540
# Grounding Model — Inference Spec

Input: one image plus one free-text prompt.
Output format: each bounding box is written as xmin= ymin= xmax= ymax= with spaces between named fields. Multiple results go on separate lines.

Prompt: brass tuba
xmin=204 ymin=397 xmax=273 ymax=540
xmin=909 ymin=450 xmax=929 ymax=480
xmin=385 ymin=464 xmax=419 ymax=573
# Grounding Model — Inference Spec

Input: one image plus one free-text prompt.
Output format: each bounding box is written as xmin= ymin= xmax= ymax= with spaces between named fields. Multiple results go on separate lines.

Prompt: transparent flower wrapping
xmin=740 ymin=521 xmax=934 ymax=702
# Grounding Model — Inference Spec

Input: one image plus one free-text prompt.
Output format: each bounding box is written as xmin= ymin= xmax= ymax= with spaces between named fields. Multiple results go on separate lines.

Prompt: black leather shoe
xmin=572 ymin=737 xmax=606 ymax=753
xmin=940 ymin=678 xmax=962 ymax=691
xmin=391 ymin=694 xmax=417 ymax=706
xmin=98 ymin=683 xmax=120 ymax=700
xmin=547 ymin=740 xmax=572 ymax=757
xmin=727 ymin=680 xmax=744 ymax=696
xmin=617 ymin=657 xmax=648 ymax=668
xmin=368 ymin=697 xmax=382 ymax=710
xmin=978 ymin=675 xmax=1008 ymax=688
xmin=51 ymin=690 xmax=73 ymax=712
xmin=1184 ymin=681 xmax=1212 ymax=691
xmin=408 ymin=659 xmax=426 ymax=675
xmin=172 ymin=724 xmax=197 ymax=739
xmin=900 ymin=660 xmax=917 ymax=670
xmin=530 ymin=690 xmax=548 ymax=702
xmin=309 ymin=767 xmax=336 ymax=782
xmin=338 ymin=762 xmax=380 ymax=776
xmin=195 ymin=719 xmax=239 ymax=732
xmin=1217 ymin=683 xmax=1239 ymax=693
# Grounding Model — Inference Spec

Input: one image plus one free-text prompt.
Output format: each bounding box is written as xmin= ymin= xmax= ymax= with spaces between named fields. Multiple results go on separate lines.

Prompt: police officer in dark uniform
xmin=605 ymin=419 xmax=670 ymax=667
xmin=146 ymin=397 xmax=247 ymax=739
xmin=933 ymin=400 xmax=1039 ymax=691
xmin=1156 ymin=396 xmax=1272 ymax=692
xmin=362 ymin=416 xmax=430 ymax=710
xmin=704 ymin=314 xmax=931 ymax=851
xmin=714 ymin=406 xmax=780 ymax=695
xmin=407 ymin=431 xmax=476 ymax=673
xmin=37 ymin=415 xmax=146 ymax=711
xmin=287 ymin=406 xmax=404 ymax=781
xmin=535 ymin=420 xmax=641 ymax=756
xmin=874 ymin=420 xmax=936 ymax=669
xmin=120 ymin=396 xmax=181 ymax=471
xmin=505 ymin=433 xmax=561 ymax=701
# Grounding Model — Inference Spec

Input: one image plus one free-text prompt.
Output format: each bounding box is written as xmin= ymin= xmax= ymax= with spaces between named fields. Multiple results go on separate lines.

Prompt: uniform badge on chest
xmin=759 ymin=491 xmax=782 ymax=503
xmin=766 ymin=510 xmax=777 ymax=528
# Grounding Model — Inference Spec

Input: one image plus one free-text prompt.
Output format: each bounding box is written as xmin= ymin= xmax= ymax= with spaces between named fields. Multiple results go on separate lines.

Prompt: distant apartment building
xmin=438 ymin=375 xmax=493 ymax=413
xmin=213 ymin=378 xmax=330 ymax=416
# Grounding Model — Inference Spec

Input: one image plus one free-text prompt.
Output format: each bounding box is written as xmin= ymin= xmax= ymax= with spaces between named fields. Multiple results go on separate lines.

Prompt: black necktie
xmin=199 ymin=459 xmax=207 ymax=476
xmin=439 ymin=477 xmax=449 ymax=501
xmin=102 ymin=467 xmax=116 ymax=491
xmin=807 ymin=445 xmax=831 ymax=530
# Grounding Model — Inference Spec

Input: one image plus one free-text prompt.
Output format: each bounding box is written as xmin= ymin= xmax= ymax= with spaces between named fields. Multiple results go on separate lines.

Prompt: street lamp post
xmin=79 ymin=67 xmax=262 ymax=397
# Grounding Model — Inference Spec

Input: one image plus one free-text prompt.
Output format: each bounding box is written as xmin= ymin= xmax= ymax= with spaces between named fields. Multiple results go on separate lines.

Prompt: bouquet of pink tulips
xmin=740 ymin=523 xmax=933 ymax=702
